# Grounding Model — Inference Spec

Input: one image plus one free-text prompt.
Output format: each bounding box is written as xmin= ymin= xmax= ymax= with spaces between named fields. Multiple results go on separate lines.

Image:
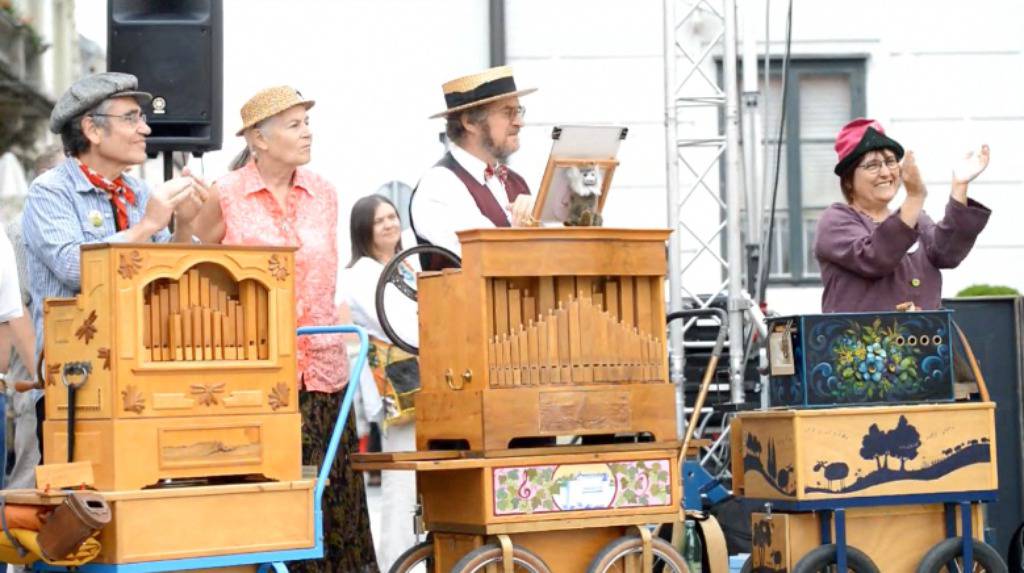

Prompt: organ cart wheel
xmin=916 ymin=538 xmax=1008 ymax=573
xmin=388 ymin=539 xmax=435 ymax=573
xmin=791 ymin=543 xmax=880 ymax=573
xmin=740 ymin=556 xmax=752 ymax=572
xmin=450 ymin=542 xmax=552 ymax=573
xmin=586 ymin=536 xmax=690 ymax=573
xmin=375 ymin=244 xmax=460 ymax=355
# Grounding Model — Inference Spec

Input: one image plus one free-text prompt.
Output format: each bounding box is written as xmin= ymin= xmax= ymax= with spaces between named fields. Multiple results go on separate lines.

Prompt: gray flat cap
xmin=49 ymin=72 xmax=153 ymax=134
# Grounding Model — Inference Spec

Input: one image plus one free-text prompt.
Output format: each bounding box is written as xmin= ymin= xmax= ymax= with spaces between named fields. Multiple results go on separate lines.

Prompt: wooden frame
xmin=530 ymin=157 xmax=619 ymax=224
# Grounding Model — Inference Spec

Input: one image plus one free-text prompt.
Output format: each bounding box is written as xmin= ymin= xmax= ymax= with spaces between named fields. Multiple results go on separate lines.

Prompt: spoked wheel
xmin=792 ymin=544 xmax=880 ymax=573
xmin=450 ymin=542 xmax=552 ymax=573
xmin=586 ymin=536 xmax=690 ymax=573
xmin=388 ymin=539 xmax=435 ymax=573
xmin=916 ymin=538 xmax=1008 ymax=573
xmin=375 ymin=244 xmax=460 ymax=355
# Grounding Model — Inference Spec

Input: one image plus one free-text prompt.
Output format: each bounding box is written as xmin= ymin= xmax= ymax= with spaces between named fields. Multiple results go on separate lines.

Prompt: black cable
xmin=756 ymin=0 xmax=794 ymax=303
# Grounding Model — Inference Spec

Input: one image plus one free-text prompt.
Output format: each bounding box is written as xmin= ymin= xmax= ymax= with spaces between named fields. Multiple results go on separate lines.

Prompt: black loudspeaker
xmin=107 ymin=0 xmax=223 ymax=155
xmin=943 ymin=296 xmax=1024 ymax=562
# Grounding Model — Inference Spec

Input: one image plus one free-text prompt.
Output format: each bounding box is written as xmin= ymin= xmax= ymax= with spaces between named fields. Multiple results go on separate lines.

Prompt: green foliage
xmin=956 ymin=284 xmax=1021 ymax=298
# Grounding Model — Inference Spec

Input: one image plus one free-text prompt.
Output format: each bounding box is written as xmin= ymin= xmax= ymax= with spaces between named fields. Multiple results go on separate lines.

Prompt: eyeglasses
xmin=859 ymin=157 xmax=900 ymax=174
xmin=495 ymin=105 xmax=526 ymax=121
xmin=90 ymin=110 xmax=148 ymax=126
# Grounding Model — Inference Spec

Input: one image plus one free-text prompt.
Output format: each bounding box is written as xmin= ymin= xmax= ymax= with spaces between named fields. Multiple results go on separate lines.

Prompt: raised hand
xmin=143 ymin=176 xmax=195 ymax=231
xmin=952 ymin=144 xmax=990 ymax=184
xmin=174 ymin=166 xmax=211 ymax=225
xmin=508 ymin=194 xmax=537 ymax=227
xmin=900 ymin=151 xmax=926 ymax=199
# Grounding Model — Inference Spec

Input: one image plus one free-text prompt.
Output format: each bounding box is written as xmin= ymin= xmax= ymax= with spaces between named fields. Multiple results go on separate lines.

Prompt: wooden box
xmin=95 ymin=481 xmax=315 ymax=563
xmin=356 ymin=445 xmax=681 ymax=534
xmin=42 ymin=413 xmax=301 ymax=490
xmin=415 ymin=228 xmax=676 ymax=451
xmin=766 ymin=311 xmax=955 ymax=408
xmin=736 ymin=403 xmax=997 ymax=502
xmin=42 ymin=244 xmax=301 ymax=489
xmin=750 ymin=504 xmax=984 ymax=573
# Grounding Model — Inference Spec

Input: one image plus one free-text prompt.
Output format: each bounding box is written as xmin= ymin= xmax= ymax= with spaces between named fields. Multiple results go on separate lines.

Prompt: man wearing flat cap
xmin=22 ymin=72 xmax=207 ymax=348
xmin=410 ymin=66 xmax=537 ymax=265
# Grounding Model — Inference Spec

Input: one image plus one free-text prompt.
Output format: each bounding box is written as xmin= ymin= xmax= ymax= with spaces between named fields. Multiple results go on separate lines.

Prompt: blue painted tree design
xmin=858 ymin=415 xmax=920 ymax=471
xmin=860 ymin=423 xmax=888 ymax=469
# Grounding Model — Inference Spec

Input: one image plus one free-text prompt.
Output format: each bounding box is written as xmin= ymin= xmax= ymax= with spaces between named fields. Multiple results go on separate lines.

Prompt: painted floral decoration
xmin=826 ymin=319 xmax=929 ymax=401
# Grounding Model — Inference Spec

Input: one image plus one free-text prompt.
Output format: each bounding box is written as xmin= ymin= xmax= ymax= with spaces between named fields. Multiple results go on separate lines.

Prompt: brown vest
xmin=410 ymin=152 xmax=531 ymax=270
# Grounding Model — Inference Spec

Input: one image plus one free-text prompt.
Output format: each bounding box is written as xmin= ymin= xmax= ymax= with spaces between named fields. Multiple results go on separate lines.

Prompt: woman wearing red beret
xmin=814 ymin=118 xmax=991 ymax=313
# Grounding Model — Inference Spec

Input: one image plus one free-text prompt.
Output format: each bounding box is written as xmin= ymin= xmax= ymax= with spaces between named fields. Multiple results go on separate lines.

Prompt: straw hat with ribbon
xmin=430 ymin=66 xmax=536 ymax=119
xmin=236 ymin=86 xmax=315 ymax=136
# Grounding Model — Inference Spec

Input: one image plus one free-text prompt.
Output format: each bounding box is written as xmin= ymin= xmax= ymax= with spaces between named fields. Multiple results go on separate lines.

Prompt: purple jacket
xmin=815 ymin=199 xmax=990 ymax=313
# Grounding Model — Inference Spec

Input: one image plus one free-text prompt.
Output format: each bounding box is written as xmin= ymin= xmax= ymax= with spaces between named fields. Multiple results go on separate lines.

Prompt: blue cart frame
xmin=746 ymin=490 xmax=997 ymax=572
xmin=33 ymin=325 xmax=368 ymax=573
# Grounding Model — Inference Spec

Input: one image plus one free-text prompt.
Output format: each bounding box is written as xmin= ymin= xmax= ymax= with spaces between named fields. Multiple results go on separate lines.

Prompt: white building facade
xmin=70 ymin=0 xmax=1024 ymax=313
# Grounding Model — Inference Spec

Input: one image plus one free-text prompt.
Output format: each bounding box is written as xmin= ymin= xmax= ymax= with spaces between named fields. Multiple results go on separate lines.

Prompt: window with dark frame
xmin=761 ymin=58 xmax=866 ymax=283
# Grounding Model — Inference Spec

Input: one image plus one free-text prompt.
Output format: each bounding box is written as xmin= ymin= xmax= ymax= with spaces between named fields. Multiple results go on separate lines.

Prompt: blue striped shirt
xmin=21 ymin=157 xmax=171 ymax=351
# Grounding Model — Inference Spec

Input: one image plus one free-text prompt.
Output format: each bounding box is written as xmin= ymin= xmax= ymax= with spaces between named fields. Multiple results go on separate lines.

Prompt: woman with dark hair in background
xmin=193 ymin=86 xmax=377 ymax=572
xmin=339 ymin=194 xmax=420 ymax=572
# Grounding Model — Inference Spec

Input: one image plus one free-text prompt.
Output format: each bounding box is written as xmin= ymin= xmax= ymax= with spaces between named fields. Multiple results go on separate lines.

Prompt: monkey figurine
xmin=563 ymin=164 xmax=603 ymax=226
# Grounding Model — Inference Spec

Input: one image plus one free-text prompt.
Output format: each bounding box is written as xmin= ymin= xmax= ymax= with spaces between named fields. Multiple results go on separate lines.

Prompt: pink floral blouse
xmin=217 ymin=160 xmax=349 ymax=393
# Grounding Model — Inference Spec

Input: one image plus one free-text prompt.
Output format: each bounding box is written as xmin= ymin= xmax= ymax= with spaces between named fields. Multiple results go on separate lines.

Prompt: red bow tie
xmin=484 ymin=163 xmax=509 ymax=185
xmin=78 ymin=161 xmax=137 ymax=231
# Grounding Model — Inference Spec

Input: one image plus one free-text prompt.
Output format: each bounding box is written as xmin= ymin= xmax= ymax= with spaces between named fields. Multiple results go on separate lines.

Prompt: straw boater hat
xmin=430 ymin=66 xmax=536 ymax=119
xmin=236 ymin=86 xmax=315 ymax=136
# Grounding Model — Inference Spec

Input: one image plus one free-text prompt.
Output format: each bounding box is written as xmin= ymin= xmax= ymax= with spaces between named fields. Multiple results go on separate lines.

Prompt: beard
xmin=481 ymin=128 xmax=517 ymax=162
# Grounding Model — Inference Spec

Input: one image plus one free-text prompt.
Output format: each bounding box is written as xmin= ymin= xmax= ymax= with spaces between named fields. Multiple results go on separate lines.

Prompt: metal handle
xmin=61 ymin=361 xmax=92 ymax=389
xmin=444 ymin=368 xmax=472 ymax=391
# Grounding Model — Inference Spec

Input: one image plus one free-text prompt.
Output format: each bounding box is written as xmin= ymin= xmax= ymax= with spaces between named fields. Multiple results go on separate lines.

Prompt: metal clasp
xmin=61 ymin=362 xmax=92 ymax=389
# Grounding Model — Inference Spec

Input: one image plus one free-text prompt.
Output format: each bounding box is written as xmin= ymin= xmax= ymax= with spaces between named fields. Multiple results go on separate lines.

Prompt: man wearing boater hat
xmin=410 ymin=66 xmax=536 ymax=263
xmin=22 ymin=72 xmax=208 ymax=347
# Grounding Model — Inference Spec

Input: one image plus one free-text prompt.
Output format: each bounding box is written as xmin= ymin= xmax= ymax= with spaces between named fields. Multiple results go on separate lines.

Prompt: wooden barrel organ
xmin=38 ymin=244 xmax=313 ymax=564
xmin=415 ymin=227 xmax=678 ymax=452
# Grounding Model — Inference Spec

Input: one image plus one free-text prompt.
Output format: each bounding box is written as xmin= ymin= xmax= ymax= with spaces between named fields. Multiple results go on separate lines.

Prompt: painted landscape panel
xmin=741 ymin=403 xmax=997 ymax=501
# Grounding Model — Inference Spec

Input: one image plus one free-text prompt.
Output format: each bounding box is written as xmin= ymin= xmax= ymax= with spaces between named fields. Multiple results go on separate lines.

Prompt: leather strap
xmin=497 ymin=534 xmax=515 ymax=573
xmin=634 ymin=524 xmax=654 ymax=573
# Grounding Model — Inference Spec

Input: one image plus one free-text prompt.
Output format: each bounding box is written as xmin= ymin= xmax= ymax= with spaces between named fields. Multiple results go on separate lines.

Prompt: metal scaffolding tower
xmin=664 ymin=0 xmax=741 ymax=402
xmin=664 ymin=0 xmax=769 ymax=472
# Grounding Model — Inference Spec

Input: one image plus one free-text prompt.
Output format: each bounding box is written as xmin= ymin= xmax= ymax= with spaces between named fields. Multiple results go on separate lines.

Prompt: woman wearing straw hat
xmin=193 ymin=86 xmax=377 ymax=572
xmin=409 ymin=65 xmax=537 ymax=267
xmin=814 ymin=118 xmax=991 ymax=313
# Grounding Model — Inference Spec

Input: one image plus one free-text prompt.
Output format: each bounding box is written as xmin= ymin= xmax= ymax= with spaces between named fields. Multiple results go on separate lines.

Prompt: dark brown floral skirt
xmin=290 ymin=390 xmax=379 ymax=573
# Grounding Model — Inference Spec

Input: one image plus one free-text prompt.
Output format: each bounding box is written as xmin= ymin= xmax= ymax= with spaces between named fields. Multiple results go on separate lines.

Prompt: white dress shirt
xmin=339 ymin=255 xmax=420 ymax=348
xmin=410 ymin=144 xmax=517 ymax=256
